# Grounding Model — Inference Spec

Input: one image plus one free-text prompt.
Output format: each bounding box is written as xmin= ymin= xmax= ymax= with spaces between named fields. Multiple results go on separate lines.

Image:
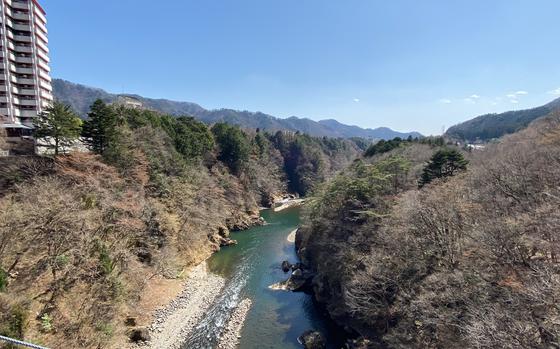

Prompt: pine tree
xmin=419 ymin=148 xmax=468 ymax=187
xmin=211 ymin=123 xmax=250 ymax=175
xmin=172 ymin=116 xmax=214 ymax=159
xmin=81 ymin=99 xmax=117 ymax=154
xmin=33 ymin=101 xmax=82 ymax=156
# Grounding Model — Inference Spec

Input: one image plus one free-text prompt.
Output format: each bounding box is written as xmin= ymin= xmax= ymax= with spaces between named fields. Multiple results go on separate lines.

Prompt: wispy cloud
xmin=506 ymin=90 xmax=528 ymax=104
xmin=548 ymin=88 xmax=560 ymax=95
xmin=462 ymin=94 xmax=481 ymax=104
xmin=353 ymin=98 xmax=360 ymax=103
xmin=507 ymin=91 xmax=528 ymax=98
xmin=440 ymin=91 xmax=530 ymax=106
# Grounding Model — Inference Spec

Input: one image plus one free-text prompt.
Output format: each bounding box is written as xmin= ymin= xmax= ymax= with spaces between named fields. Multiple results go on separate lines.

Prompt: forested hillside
xmin=0 ymin=101 xmax=360 ymax=348
xmin=52 ymin=79 xmax=421 ymax=140
xmin=446 ymin=97 xmax=560 ymax=141
xmin=297 ymin=112 xmax=560 ymax=348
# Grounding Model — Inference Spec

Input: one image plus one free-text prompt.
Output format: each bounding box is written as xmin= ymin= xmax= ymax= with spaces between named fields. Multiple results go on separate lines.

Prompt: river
xmin=181 ymin=206 xmax=345 ymax=349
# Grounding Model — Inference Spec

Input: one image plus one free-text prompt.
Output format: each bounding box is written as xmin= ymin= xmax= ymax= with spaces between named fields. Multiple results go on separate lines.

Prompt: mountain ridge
xmin=445 ymin=96 xmax=560 ymax=141
xmin=52 ymin=79 xmax=422 ymax=140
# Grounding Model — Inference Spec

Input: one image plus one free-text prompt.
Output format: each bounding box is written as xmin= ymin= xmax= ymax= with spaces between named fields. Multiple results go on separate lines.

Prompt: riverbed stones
xmin=217 ymin=298 xmax=253 ymax=349
xmin=134 ymin=262 xmax=226 ymax=349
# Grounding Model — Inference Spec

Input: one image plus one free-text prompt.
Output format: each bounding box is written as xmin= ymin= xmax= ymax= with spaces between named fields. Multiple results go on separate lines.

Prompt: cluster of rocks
xmin=217 ymin=298 xmax=253 ymax=349
xmin=262 ymin=193 xmax=299 ymax=208
xmin=281 ymin=260 xmax=305 ymax=273
xmin=209 ymin=225 xmax=238 ymax=250
xmin=298 ymin=330 xmax=326 ymax=349
xmin=280 ymin=260 xmax=315 ymax=292
xmin=210 ymin=211 xmax=267 ymax=250
xmin=298 ymin=330 xmax=373 ymax=349
xmin=226 ymin=210 xmax=265 ymax=232
xmin=274 ymin=199 xmax=305 ymax=212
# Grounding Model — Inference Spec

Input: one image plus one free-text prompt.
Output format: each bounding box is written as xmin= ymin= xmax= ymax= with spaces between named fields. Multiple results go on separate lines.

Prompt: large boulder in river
xmin=298 ymin=330 xmax=326 ymax=349
xmin=291 ymin=262 xmax=305 ymax=271
xmin=286 ymin=276 xmax=307 ymax=291
xmin=282 ymin=260 xmax=292 ymax=273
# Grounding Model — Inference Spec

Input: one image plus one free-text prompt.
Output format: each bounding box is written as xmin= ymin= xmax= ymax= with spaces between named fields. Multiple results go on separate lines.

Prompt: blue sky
xmin=43 ymin=0 xmax=560 ymax=135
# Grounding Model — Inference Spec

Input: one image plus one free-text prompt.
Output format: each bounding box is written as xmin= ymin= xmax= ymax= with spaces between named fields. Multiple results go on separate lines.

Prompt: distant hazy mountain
xmin=52 ymin=79 xmax=422 ymax=140
xmin=446 ymin=97 xmax=560 ymax=142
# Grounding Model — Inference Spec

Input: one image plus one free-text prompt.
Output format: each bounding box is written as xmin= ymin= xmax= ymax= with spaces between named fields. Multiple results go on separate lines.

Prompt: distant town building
xmin=115 ymin=96 xmax=144 ymax=109
xmin=466 ymin=144 xmax=485 ymax=150
xmin=0 ymin=0 xmax=52 ymax=154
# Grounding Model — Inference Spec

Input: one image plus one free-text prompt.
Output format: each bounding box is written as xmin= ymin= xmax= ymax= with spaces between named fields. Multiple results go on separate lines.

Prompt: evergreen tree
xmin=173 ymin=116 xmax=214 ymax=159
xmin=253 ymin=132 xmax=270 ymax=157
xmin=211 ymin=123 xmax=250 ymax=175
xmin=33 ymin=101 xmax=82 ymax=156
xmin=81 ymin=99 xmax=117 ymax=154
xmin=419 ymin=148 xmax=468 ymax=187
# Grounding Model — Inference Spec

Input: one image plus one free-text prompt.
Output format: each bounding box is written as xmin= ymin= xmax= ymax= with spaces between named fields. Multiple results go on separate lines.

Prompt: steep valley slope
xmin=296 ymin=111 xmax=560 ymax=348
xmin=0 ymin=103 xmax=361 ymax=348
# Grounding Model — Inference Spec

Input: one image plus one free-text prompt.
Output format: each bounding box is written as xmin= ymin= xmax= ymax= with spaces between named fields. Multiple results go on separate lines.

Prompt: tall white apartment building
xmin=0 ymin=0 xmax=52 ymax=145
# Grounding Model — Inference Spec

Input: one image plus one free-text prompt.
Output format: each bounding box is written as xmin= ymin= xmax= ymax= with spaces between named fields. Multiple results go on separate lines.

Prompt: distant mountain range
xmin=446 ymin=97 xmax=560 ymax=142
xmin=52 ymin=79 xmax=422 ymax=140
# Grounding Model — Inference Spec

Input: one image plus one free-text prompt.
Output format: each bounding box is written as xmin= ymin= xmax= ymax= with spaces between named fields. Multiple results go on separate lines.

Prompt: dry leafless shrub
xmin=309 ymin=113 xmax=560 ymax=348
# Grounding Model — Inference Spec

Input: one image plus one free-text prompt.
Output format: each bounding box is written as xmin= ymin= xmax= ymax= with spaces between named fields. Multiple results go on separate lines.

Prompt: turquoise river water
xmin=181 ymin=206 xmax=345 ymax=349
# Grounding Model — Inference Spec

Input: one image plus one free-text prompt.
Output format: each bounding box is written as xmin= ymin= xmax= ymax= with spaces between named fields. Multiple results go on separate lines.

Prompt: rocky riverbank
xmin=131 ymin=262 xmax=225 ymax=349
xmin=274 ymin=198 xmax=305 ymax=212
xmin=217 ymin=298 xmax=253 ymax=349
